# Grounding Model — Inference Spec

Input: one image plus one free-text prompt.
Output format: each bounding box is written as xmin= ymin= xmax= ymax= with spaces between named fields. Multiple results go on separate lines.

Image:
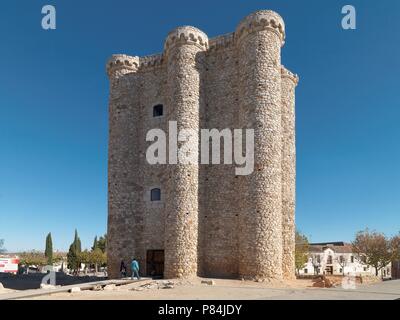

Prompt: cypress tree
xmin=67 ymin=229 xmax=82 ymax=273
xmin=45 ymin=233 xmax=53 ymax=265
xmin=76 ymin=237 xmax=82 ymax=253
xmin=92 ymin=236 xmax=98 ymax=251
xmin=73 ymin=229 xmax=78 ymax=250
xmin=67 ymin=243 xmax=78 ymax=271
xmin=71 ymin=229 xmax=81 ymax=253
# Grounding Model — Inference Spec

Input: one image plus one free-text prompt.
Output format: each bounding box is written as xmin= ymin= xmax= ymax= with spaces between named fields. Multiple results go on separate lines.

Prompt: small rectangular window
xmin=151 ymin=188 xmax=161 ymax=201
xmin=153 ymin=104 xmax=163 ymax=117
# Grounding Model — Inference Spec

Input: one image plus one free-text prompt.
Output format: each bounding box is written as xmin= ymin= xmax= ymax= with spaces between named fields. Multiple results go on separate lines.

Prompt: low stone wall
xmin=360 ymin=275 xmax=381 ymax=284
xmin=312 ymin=275 xmax=353 ymax=288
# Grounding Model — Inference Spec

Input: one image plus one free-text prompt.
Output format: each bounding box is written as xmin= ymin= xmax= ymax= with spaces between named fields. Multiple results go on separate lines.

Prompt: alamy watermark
xmin=341 ymin=273 xmax=357 ymax=290
xmin=41 ymin=268 xmax=56 ymax=287
xmin=146 ymin=121 xmax=254 ymax=176
xmin=342 ymin=5 xmax=356 ymax=30
xmin=41 ymin=5 xmax=56 ymax=30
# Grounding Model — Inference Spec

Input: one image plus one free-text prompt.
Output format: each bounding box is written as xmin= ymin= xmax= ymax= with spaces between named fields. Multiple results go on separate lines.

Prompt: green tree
xmin=73 ymin=229 xmax=82 ymax=253
xmin=90 ymin=248 xmax=107 ymax=274
xmin=78 ymin=250 xmax=91 ymax=275
xmin=67 ymin=244 xmax=78 ymax=273
xmin=52 ymin=252 xmax=65 ymax=264
xmin=92 ymin=236 xmax=98 ymax=251
xmin=45 ymin=232 xmax=53 ymax=265
xmin=295 ymin=231 xmax=309 ymax=275
xmin=19 ymin=251 xmax=47 ymax=273
xmin=67 ymin=229 xmax=82 ymax=274
xmin=97 ymin=234 xmax=107 ymax=253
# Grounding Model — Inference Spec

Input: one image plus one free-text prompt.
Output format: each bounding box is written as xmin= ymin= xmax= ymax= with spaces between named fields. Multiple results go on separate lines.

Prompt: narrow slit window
xmin=151 ymin=188 xmax=161 ymax=201
xmin=153 ymin=104 xmax=163 ymax=117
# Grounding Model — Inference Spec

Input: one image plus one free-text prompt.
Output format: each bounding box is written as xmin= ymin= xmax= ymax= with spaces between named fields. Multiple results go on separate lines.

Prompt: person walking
xmin=131 ymin=258 xmax=140 ymax=280
xmin=120 ymin=260 xmax=127 ymax=278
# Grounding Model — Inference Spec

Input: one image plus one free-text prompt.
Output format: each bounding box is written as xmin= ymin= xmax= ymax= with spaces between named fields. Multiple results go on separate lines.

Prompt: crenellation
xmin=164 ymin=26 xmax=209 ymax=53
xmin=107 ymin=54 xmax=140 ymax=79
xmin=139 ymin=53 xmax=164 ymax=70
xmin=235 ymin=10 xmax=286 ymax=46
xmin=208 ymin=33 xmax=235 ymax=52
xmin=281 ymin=65 xmax=299 ymax=84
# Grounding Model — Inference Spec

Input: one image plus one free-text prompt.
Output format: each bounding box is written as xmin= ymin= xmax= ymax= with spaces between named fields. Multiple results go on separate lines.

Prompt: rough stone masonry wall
xmin=199 ymin=33 xmax=240 ymax=278
xmin=281 ymin=66 xmax=298 ymax=280
xmin=236 ymin=11 xmax=285 ymax=280
xmin=163 ymin=27 xmax=208 ymax=279
xmin=107 ymin=55 xmax=141 ymax=278
xmin=137 ymin=62 xmax=169 ymax=274
xmin=106 ymin=9 xmax=299 ymax=281
xmin=107 ymin=55 xmax=170 ymax=278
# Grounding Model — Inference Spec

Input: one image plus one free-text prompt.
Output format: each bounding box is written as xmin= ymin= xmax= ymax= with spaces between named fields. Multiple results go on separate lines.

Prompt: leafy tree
xmin=310 ymin=254 xmax=321 ymax=275
xmin=92 ymin=236 xmax=98 ymax=251
xmin=336 ymin=255 xmax=348 ymax=275
xmin=352 ymin=229 xmax=397 ymax=277
xmin=52 ymin=252 xmax=65 ymax=264
xmin=19 ymin=251 xmax=47 ymax=273
xmin=295 ymin=231 xmax=309 ymax=275
xmin=97 ymin=234 xmax=107 ymax=253
xmin=91 ymin=248 xmax=107 ymax=274
xmin=45 ymin=232 xmax=53 ymax=265
xmin=78 ymin=250 xmax=91 ymax=275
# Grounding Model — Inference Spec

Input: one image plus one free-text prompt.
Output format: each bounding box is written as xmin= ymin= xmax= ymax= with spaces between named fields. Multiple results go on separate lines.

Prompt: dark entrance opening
xmin=325 ymin=266 xmax=333 ymax=275
xmin=146 ymin=250 xmax=164 ymax=278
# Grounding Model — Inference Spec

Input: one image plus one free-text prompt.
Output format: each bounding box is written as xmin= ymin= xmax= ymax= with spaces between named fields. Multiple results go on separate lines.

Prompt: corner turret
xmin=106 ymin=54 xmax=140 ymax=80
xmin=235 ymin=10 xmax=285 ymax=46
xmin=164 ymin=26 xmax=208 ymax=54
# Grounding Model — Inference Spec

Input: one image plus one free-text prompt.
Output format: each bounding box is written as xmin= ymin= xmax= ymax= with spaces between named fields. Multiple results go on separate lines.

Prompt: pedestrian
xmin=131 ymin=258 xmax=140 ymax=280
xmin=120 ymin=260 xmax=127 ymax=278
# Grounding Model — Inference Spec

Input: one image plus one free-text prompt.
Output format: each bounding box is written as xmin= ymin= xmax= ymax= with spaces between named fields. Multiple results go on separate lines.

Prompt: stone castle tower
xmin=106 ymin=10 xmax=299 ymax=281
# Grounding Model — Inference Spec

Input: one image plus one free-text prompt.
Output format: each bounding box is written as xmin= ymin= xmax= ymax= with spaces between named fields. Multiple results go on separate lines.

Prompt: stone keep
xmin=106 ymin=10 xmax=299 ymax=280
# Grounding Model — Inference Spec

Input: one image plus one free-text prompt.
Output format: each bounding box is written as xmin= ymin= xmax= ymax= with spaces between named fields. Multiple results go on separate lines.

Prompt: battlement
xmin=164 ymin=26 xmax=209 ymax=53
xmin=107 ymin=54 xmax=139 ymax=79
xmin=281 ymin=65 xmax=299 ymax=85
xmin=139 ymin=53 xmax=164 ymax=70
xmin=106 ymin=10 xmax=289 ymax=75
xmin=235 ymin=10 xmax=285 ymax=46
xmin=208 ymin=33 xmax=235 ymax=52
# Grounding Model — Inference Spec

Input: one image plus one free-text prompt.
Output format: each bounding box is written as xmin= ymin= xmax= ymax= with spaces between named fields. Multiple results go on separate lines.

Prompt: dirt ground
xmin=23 ymin=277 xmax=317 ymax=300
xmin=2 ymin=277 xmax=399 ymax=300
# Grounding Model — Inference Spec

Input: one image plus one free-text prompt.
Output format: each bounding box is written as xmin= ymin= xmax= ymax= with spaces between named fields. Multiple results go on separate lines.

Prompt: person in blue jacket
xmin=131 ymin=258 xmax=140 ymax=280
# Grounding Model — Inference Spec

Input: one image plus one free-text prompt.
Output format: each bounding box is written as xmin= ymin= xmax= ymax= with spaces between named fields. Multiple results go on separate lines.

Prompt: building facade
xmin=298 ymin=242 xmax=392 ymax=278
xmin=392 ymin=261 xmax=400 ymax=279
xmin=106 ymin=10 xmax=299 ymax=280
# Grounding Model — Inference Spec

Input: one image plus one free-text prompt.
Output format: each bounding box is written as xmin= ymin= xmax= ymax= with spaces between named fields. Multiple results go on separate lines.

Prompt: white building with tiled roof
xmin=298 ymin=242 xmax=392 ymax=278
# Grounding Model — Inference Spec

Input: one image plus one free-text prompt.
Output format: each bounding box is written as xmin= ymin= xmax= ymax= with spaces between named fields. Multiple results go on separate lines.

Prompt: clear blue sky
xmin=0 ymin=0 xmax=399 ymax=252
